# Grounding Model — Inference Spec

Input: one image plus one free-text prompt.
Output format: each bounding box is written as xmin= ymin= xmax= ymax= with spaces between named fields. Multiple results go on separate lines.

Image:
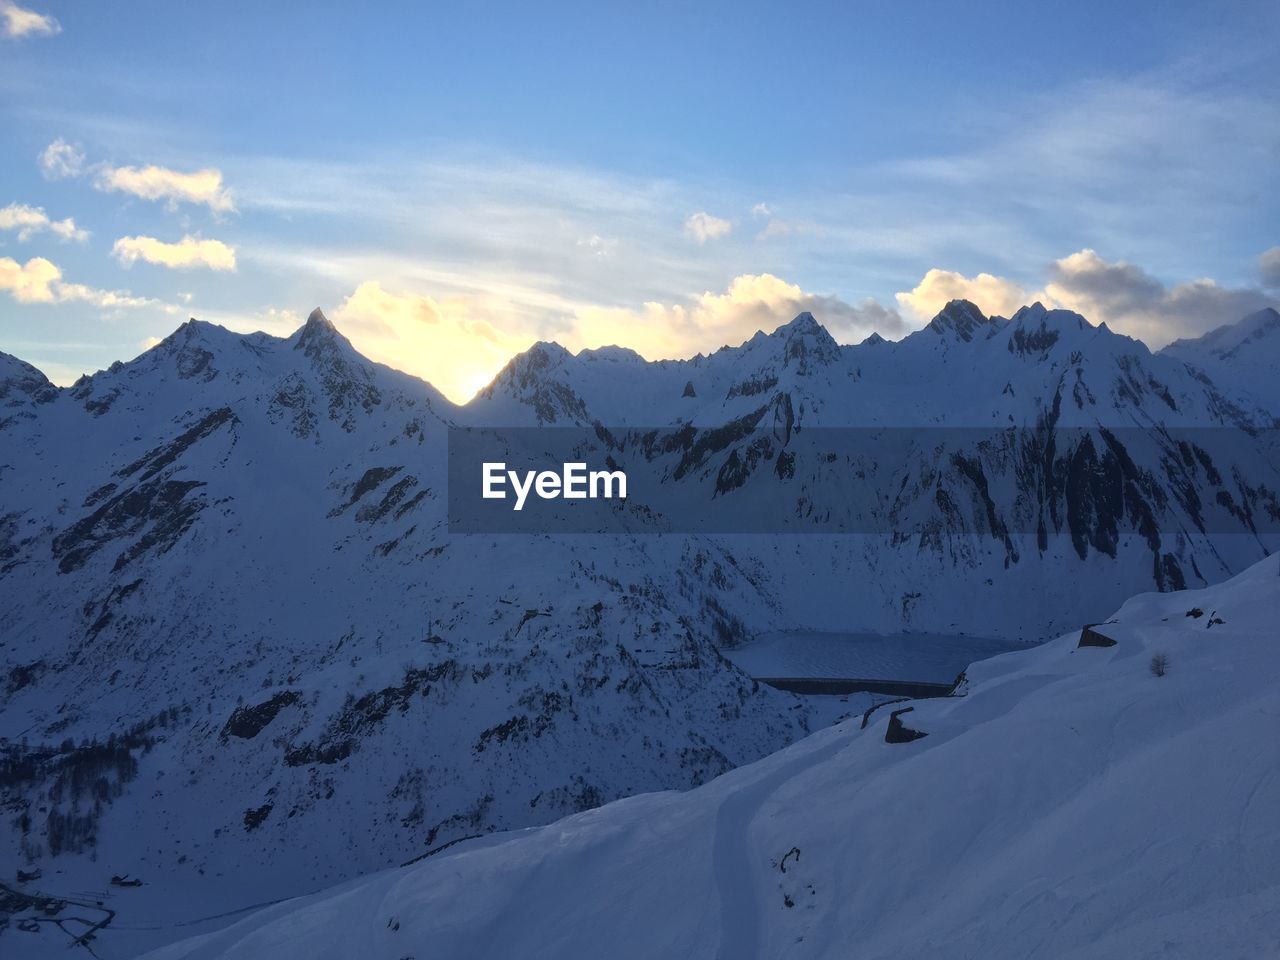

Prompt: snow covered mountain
xmin=470 ymin=300 xmax=1280 ymax=633
xmin=1161 ymin=306 xmax=1280 ymax=414
xmin=137 ymin=552 xmax=1280 ymax=960
xmin=2 ymin=301 xmax=1279 ymax=957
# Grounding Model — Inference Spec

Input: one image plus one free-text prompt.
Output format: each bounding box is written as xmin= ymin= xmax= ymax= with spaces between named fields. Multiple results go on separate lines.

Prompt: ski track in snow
xmin=713 ymin=728 xmax=853 ymax=960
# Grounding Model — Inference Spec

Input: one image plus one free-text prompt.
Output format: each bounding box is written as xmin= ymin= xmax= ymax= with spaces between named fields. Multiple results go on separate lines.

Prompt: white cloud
xmin=95 ymin=164 xmax=236 ymax=213
xmin=1260 ymin=247 xmax=1280 ymax=290
xmin=684 ymin=211 xmax=733 ymax=244
xmin=39 ymin=139 xmax=85 ymax=179
xmin=0 ymin=203 xmax=88 ymax=242
xmin=36 ymin=139 xmax=236 ymax=214
xmin=113 ymin=234 xmax=237 ymax=271
xmin=1 ymin=0 xmax=59 ymax=39
xmin=0 ymin=256 xmax=155 ymax=308
xmin=751 ymin=202 xmax=772 ymax=218
xmin=0 ymin=256 xmax=60 ymax=302
xmin=895 ymin=268 xmax=1030 ymax=322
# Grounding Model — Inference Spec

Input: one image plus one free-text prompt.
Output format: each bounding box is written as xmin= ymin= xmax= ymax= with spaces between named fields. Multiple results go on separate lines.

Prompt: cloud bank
xmin=894 ymin=250 xmax=1278 ymax=347
xmin=326 ymin=272 xmax=905 ymax=403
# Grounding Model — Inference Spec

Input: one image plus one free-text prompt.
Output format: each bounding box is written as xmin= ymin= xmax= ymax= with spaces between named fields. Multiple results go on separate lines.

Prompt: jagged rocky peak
xmin=1006 ymin=302 xmax=1093 ymax=357
xmin=292 ymin=307 xmax=356 ymax=358
xmin=140 ymin=316 xmax=243 ymax=383
xmin=159 ymin=316 xmax=217 ymax=347
xmin=497 ymin=341 xmax=571 ymax=384
xmin=772 ymin=311 xmax=840 ymax=369
xmin=476 ymin=340 xmax=591 ymax=421
xmin=926 ymin=299 xmax=997 ymax=342
xmin=1009 ymin=301 xmax=1089 ymax=331
xmin=0 ymin=351 xmax=58 ymax=406
xmin=860 ymin=331 xmax=887 ymax=346
xmin=307 ymin=306 xmax=333 ymax=327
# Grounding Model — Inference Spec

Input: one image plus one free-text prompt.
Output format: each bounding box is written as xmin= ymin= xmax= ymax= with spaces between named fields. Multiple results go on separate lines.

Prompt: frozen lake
xmin=722 ymin=630 xmax=1032 ymax=684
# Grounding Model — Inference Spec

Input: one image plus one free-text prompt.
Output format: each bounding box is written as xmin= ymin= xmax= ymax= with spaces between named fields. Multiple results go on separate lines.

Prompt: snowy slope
xmin=1161 ymin=306 xmax=1280 ymax=416
xmin=134 ymin=553 xmax=1280 ymax=960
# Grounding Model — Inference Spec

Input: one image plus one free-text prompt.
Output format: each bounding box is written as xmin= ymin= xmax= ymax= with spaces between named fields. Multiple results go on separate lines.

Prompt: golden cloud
xmin=894 ymin=268 xmax=1029 ymax=322
xmin=113 ymin=234 xmax=237 ymax=271
xmin=95 ymin=164 xmax=236 ymax=213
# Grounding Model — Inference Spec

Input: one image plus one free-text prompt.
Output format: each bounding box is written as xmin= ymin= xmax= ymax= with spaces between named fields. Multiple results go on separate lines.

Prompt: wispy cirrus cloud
xmin=875 ymin=72 xmax=1280 ymax=277
xmin=0 ymin=0 xmax=59 ymax=39
xmin=113 ymin=234 xmax=237 ymax=271
xmin=0 ymin=203 xmax=88 ymax=242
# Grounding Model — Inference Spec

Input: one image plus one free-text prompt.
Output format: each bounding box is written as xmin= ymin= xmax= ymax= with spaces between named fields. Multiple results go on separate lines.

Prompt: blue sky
xmin=2 ymin=0 xmax=1278 ymax=400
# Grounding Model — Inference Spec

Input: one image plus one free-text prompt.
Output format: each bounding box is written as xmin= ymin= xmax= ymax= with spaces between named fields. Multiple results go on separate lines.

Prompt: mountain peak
xmin=772 ymin=311 xmax=839 ymax=370
xmin=926 ymin=299 xmax=995 ymax=342
xmin=775 ymin=311 xmax=821 ymax=333
xmin=1010 ymin=302 xmax=1089 ymax=332
xmin=0 ymin=350 xmax=58 ymax=407
xmin=292 ymin=307 xmax=354 ymax=357
xmin=306 ymin=307 xmax=334 ymax=329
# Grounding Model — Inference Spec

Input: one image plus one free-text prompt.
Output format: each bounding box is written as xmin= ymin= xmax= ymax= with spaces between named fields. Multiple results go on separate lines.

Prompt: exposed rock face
xmin=926 ymin=298 xmax=1002 ymax=342
xmin=884 ymin=707 xmax=928 ymax=743
xmin=1077 ymin=625 xmax=1118 ymax=648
